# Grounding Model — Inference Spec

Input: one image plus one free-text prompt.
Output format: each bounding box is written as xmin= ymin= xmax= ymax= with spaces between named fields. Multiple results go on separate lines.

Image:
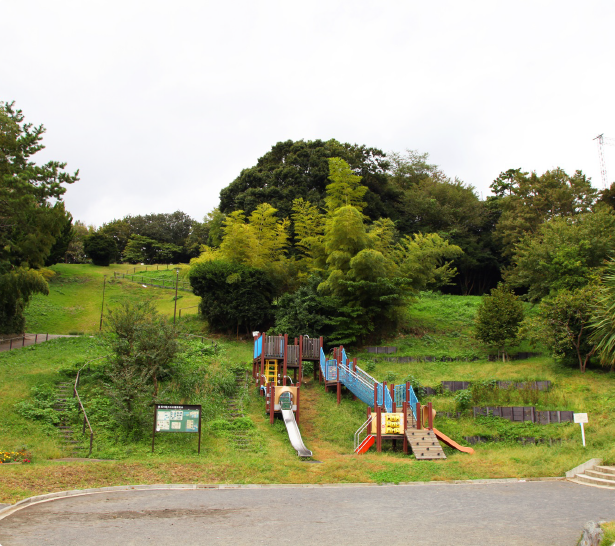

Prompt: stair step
xmin=574 ymin=474 xmax=615 ymax=489
xmin=585 ymin=469 xmax=615 ymax=481
xmin=595 ymin=465 xmax=615 ymax=476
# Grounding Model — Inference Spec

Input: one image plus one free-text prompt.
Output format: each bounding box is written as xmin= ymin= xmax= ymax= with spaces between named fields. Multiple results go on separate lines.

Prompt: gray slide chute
xmin=281 ymin=409 xmax=312 ymax=457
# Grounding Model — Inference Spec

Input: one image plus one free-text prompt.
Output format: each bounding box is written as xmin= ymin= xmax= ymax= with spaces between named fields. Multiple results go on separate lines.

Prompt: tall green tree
xmin=84 ymin=233 xmax=117 ymax=266
xmin=475 ymin=284 xmax=524 ymax=360
xmin=106 ymin=301 xmax=179 ymax=437
xmin=0 ymin=101 xmax=78 ymax=334
xmin=491 ymin=167 xmax=597 ymax=256
xmin=324 ymin=158 xmax=368 ymax=213
xmin=219 ymin=139 xmax=396 ymax=221
xmin=505 ymin=209 xmax=615 ymax=302
xmin=523 ymin=286 xmax=598 ymax=372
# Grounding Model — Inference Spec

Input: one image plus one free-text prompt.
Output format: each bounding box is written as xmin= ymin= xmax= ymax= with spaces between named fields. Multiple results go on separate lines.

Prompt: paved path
xmin=0 ymin=481 xmax=613 ymax=545
xmin=0 ymin=334 xmax=77 ymax=352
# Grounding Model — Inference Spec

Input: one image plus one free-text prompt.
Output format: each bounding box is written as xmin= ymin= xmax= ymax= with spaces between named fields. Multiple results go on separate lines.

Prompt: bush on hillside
xmin=189 ymin=259 xmax=275 ymax=334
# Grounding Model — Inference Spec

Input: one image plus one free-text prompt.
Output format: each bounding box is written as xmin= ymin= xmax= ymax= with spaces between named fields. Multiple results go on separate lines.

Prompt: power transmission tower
xmin=594 ymin=134 xmax=615 ymax=189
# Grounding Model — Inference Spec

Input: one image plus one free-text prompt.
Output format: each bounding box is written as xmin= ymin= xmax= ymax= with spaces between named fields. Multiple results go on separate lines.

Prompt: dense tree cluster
xmin=5 ymin=105 xmax=615 ymax=370
xmin=0 ymin=102 xmax=78 ymax=334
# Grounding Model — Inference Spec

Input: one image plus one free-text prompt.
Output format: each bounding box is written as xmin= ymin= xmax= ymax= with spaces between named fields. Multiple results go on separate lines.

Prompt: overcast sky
xmin=4 ymin=1 xmax=615 ymax=227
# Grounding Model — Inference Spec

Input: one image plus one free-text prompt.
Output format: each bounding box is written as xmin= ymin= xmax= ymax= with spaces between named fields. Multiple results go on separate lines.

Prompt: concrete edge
xmin=565 ymin=458 xmax=603 ymax=478
xmin=0 ymin=476 xmax=566 ymax=521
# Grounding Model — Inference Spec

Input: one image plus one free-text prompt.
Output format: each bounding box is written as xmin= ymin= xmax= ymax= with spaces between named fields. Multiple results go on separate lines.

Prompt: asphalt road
xmin=0 ymin=481 xmax=614 ymax=546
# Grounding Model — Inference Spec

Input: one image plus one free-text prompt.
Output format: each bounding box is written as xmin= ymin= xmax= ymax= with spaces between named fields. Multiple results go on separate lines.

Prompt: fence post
xmin=416 ymin=402 xmax=422 ymax=429
xmin=22 ymin=335 xmax=25 ymax=347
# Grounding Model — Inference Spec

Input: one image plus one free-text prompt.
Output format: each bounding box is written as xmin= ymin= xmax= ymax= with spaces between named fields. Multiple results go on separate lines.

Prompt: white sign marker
xmin=574 ymin=413 xmax=588 ymax=446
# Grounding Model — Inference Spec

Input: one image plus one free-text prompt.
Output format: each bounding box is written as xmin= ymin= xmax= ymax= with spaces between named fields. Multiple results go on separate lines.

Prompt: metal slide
xmin=281 ymin=409 xmax=312 ymax=457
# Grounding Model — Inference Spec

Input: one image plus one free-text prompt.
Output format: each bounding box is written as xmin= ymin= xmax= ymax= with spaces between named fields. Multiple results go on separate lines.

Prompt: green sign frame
xmin=152 ymin=404 xmax=202 ymax=453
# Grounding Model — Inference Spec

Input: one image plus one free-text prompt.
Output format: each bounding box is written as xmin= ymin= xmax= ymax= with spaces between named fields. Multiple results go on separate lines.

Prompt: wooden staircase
xmin=54 ymin=382 xmax=86 ymax=456
xmin=228 ymin=369 xmax=252 ymax=451
xmin=569 ymin=465 xmax=615 ymax=489
xmin=404 ymin=406 xmax=446 ymax=460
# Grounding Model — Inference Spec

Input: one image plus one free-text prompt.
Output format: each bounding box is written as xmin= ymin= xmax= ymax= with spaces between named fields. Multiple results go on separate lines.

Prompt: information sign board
xmin=152 ymin=404 xmax=201 ymax=453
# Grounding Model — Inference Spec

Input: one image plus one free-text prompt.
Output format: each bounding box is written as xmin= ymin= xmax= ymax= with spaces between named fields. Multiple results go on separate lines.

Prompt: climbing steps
xmin=405 ymin=428 xmax=446 ymax=460
xmin=227 ymin=369 xmax=252 ymax=451
xmin=54 ymin=382 xmax=86 ymax=456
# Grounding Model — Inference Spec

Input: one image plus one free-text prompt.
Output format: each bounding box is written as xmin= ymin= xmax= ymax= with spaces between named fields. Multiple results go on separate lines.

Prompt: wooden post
xmin=269 ymin=384 xmax=274 ymax=424
xmin=373 ymin=382 xmax=378 ymax=409
xmin=283 ymin=334 xmax=288 ymax=386
xmin=298 ymin=336 xmax=303 ymax=386
xmin=260 ymin=334 xmax=265 ymax=389
xmin=428 ymin=402 xmax=433 ymax=430
xmin=336 ymin=345 xmax=341 ymax=404
xmin=351 ymin=358 xmax=357 ymax=400
xmin=403 ymin=401 xmax=408 ymax=454
xmin=376 ymin=407 xmax=382 ymax=452
xmin=391 ymin=383 xmax=396 ymax=413
xmin=296 ymin=387 xmax=300 ymax=425
xmin=416 ymin=402 xmax=422 ymax=430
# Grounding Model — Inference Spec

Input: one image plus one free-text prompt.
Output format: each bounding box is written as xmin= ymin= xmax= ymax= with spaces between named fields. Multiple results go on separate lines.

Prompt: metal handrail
xmin=354 ymin=415 xmax=373 ymax=453
xmin=74 ymin=355 xmax=108 ymax=456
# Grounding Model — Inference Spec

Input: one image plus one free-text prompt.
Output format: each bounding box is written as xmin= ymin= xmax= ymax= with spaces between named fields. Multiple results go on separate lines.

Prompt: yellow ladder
xmin=264 ymin=360 xmax=278 ymax=385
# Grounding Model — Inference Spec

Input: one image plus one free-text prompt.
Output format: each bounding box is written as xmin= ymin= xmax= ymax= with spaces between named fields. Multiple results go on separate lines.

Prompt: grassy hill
xmin=1 ymin=265 xmax=614 ymax=504
xmin=23 ymin=264 xmax=200 ymax=334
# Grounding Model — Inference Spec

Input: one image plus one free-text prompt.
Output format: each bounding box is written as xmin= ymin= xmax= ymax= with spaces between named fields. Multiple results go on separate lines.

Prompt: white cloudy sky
xmin=4 ymin=1 xmax=615 ymax=227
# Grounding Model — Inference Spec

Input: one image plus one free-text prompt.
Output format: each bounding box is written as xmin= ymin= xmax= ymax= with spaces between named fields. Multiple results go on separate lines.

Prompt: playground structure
xmin=319 ymin=346 xmax=474 ymax=459
xmin=251 ymin=334 xmax=472 ymax=460
xmin=252 ymin=333 xmax=322 ymax=457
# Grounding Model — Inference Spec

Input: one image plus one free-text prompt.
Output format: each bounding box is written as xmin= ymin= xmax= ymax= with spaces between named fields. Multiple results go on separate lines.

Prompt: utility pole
xmin=173 ymin=268 xmax=179 ymax=326
xmin=99 ymin=275 xmax=107 ymax=331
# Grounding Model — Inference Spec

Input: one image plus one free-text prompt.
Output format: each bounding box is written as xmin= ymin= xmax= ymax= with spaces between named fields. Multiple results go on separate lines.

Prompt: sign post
xmin=152 ymin=404 xmax=202 ymax=454
xmin=573 ymin=413 xmax=588 ymax=447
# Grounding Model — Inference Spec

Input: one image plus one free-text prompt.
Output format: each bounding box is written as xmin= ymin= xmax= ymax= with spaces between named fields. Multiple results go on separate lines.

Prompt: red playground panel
xmin=355 ymin=435 xmax=375 ymax=454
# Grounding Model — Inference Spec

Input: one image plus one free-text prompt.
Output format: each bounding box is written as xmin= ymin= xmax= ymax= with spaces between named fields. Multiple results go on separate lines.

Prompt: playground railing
xmin=331 ymin=346 xmax=419 ymax=416
xmin=325 ymin=359 xmax=338 ymax=381
xmin=376 ymin=383 xmax=383 ymax=408
xmin=340 ymin=362 xmax=377 ymax=406
xmin=264 ymin=335 xmax=284 ymax=358
xmin=319 ymin=347 xmax=326 ymax=377
xmin=354 ymin=415 xmax=373 ymax=453
xmin=383 ymin=387 xmax=393 ymax=413
xmin=254 ymin=336 xmax=263 ymax=359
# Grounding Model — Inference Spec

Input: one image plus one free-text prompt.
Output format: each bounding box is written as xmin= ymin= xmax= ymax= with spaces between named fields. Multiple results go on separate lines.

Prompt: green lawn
xmin=1 ymin=280 xmax=614 ymax=504
xmin=23 ymin=264 xmax=201 ymax=334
